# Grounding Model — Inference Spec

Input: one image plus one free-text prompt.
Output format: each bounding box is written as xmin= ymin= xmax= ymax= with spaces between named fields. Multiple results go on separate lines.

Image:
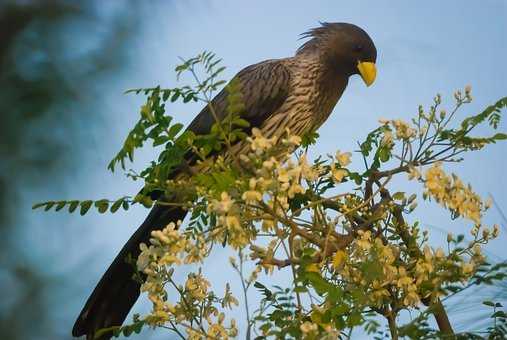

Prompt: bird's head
xmin=297 ymin=22 xmax=377 ymax=86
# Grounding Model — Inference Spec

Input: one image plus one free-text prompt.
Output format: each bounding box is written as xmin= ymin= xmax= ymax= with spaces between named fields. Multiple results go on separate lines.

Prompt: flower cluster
xmin=206 ymin=128 xmax=326 ymax=237
xmin=333 ymin=226 xmax=491 ymax=312
xmin=379 ymin=118 xmax=417 ymax=140
xmin=208 ymin=192 xmax=251 ymax=249
xmin=422 ymin=162 xmax=485 ymax=224
xmin=120 ymin=87 xmax=504 ymax=339
xmin=330 ymin=150 xmax=351 ymax=183
xmin=136 ymin=222 xmax=238 ymax=338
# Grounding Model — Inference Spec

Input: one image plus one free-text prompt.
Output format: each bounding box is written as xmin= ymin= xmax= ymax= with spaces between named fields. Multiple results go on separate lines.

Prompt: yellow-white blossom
xmin=392 ymin=119 xmax=416 ymax=139
xmin=331 ymin=166 xmax=347 ymax=183
xmin=335 ymin=150 xmax=352 ymax=167
xmin=300 ymin=321 xmax=318 ymax=334
xmin=424 ymin=163 xmax=483 ymax=224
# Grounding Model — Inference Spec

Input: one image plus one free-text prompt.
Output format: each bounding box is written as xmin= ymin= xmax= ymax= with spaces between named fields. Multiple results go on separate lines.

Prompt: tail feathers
xmin=72 ymin=205 xmax=187 ymax=340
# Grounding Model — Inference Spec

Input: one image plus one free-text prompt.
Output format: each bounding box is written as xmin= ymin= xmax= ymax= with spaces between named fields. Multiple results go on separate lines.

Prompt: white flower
xmin=213 ymin=192 xmax=234 ymax=214
xmin=300 ymin=321 xmax=318 ymax=334
xmin=335 ymin=150 xmax=352 ymax=167
xmin=331 ymin=167 xmax=347 ymax=183
xmin=242 ymin=190 xmax=262 ymax=203
xmin=462 ymin=262 xmax=474 ymax=275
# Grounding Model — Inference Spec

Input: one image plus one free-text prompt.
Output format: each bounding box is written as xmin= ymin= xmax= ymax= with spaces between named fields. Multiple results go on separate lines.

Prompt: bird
xmin=72 ymin=22 xmax=377 ymax=339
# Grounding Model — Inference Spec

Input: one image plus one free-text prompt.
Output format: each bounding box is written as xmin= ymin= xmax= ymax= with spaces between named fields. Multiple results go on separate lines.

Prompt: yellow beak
xmin=357 ymin=61 xmax=377 ymax=87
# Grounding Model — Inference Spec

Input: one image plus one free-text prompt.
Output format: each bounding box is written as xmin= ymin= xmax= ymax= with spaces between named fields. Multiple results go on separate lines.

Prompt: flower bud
xmin=470 ymin=224 xmax=479 ymax=237
xmin=492 ymin=224 xmax=500 ymax=238
xmin=445 ymin=233 xmax=453 ymax=243
xmin=435 ymin=94 xmax=442 ymax=105
xmin=482 ymin=228 xmax=490 ymax=240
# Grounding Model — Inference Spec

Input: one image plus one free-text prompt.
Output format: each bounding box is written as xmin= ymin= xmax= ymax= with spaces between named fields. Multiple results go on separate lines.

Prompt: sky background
xmin=2 ymin=1 xmax=506 ymax=339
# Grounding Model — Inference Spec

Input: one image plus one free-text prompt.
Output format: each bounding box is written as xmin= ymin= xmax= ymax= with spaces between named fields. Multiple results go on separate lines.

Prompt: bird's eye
xmin=354 ymin=45 xmax=363 ymax=53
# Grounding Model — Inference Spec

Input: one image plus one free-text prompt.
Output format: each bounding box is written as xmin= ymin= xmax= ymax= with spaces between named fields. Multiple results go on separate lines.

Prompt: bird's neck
xmin=292 ymin=54 xmax=349 ymax=130
xmin=317 ymin=60 xmax=349 ymax=118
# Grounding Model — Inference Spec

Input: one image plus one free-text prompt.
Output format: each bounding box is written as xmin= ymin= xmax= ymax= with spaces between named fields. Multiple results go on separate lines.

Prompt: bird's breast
xmin=260 ymin=59 xmax=344 ymax=139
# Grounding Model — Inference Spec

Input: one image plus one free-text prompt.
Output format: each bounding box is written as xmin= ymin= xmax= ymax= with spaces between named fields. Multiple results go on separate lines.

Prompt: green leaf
xmin=170 ymin=91 xmax=180 ymax=102
xmin=167 ymin=123 xmax=184 ymax=139
xmin=254 ymin=281 xmax=273 ymax=300
xmin=94 ymin=200 xmax=109 ymax=214
xmin=305 ymin=272 xmax=333 ymax=296
xmin=327 ymin=286 xmax=343 ymax=303
xmin=492 ymin=133 xmax=507 ymax=140
xmin=461 ymin=97 xmax=507 ymax=131
xmin=44 ymin=201 xmax=55 ymax=211
xmin=233 ymin=118 xmax=250 ymax=128
xmin=55 ymin=201 xmax=67 ymax=211
xmin=348 ymin=171 xmax=363 ymax=185
xmin=347 ymin=311 xmax=363 ymax=326
xmin=32 ymin=202 xmax=48 ymax=210
xmin=122 ymin=325 xmax=133 ymax=336
xmin=80 ymin=200 xmax=93 ymax=215
xmin=110 ymin=199 xmax=124 ymax=213
xmin=492 ymin=311 xmax=507 ymax=318
xmin=68 ymin=200 xmax=79 ymax=213
xmin=378 ymin=146 xmax=391 ymax=162
xmin=393 ymin=192 xmax=405 ymax=201
xmin=483 ymin=300 xmax=495 ymax=307
xmin=132 ymin=321 xmax=144 ymax=334
xmin=210 ymin=66 xmax=226 ymax=78
xmin=301 ymin=131 xmax=319 ymax=147
xmin=135 ymin=194 xmax=153 ymax=208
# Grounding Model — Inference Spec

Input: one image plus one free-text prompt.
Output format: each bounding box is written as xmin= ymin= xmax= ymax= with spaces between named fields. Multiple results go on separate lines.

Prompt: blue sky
xmin=25 ymin=1 xmax=506 ymax=338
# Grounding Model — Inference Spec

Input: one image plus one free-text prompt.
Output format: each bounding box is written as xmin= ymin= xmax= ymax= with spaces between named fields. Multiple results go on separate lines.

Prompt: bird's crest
xmin=296 ymin=22 xmax=369 ymax=55
xmin=297 ymin=22 xmax=343 ymax=55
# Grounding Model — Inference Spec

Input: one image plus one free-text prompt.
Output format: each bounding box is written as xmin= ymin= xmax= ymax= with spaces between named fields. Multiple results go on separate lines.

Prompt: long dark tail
xmin=72 ymin=204 xmax=187 ymax=340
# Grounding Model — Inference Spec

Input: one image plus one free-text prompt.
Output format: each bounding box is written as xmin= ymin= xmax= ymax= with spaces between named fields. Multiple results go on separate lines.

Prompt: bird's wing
xmin=148 ymin=59 xmax=291 ymax=200
xmin=186 ymin=58 xmax=291 ymax=135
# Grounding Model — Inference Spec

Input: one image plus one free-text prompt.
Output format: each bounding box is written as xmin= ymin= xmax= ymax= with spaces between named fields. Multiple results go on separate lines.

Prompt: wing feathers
xmin=187 ymin=59 xmax=291 ymax=134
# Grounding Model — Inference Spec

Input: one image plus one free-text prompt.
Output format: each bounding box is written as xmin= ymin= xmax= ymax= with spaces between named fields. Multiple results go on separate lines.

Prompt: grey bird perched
xmin=72 ymin=22 xmax=377 ymax=339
